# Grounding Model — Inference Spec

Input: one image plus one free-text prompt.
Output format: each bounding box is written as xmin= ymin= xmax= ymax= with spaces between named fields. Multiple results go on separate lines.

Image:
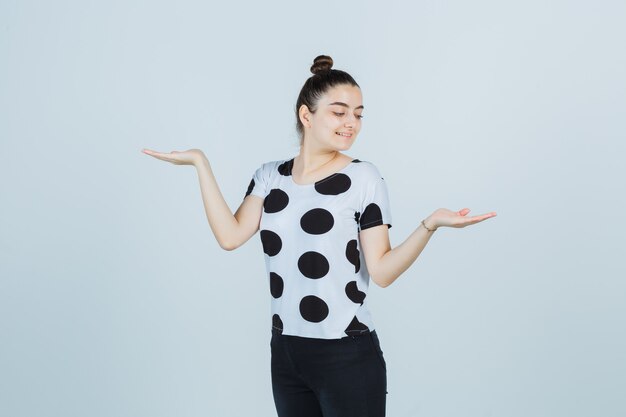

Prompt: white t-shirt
xmin=244 ymin=156 xmax=393 ymax=339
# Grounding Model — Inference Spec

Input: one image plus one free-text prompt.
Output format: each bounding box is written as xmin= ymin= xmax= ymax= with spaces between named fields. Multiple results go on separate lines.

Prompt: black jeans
xmin=270 ymin=329 xmax=387 ymax=417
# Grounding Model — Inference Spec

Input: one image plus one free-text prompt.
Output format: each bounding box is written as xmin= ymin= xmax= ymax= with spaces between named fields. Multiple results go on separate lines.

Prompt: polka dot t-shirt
xmin=244 ymin=157 xmax=392 ymax=340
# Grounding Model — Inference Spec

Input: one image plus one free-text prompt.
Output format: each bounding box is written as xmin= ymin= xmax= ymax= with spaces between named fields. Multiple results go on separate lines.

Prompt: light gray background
xmin=1 ymin=0 xmax=625 ymax=416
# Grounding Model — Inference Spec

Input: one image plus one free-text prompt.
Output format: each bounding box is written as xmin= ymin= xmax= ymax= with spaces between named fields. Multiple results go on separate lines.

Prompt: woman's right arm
xmin=195 ymin=156 xmax=264 ymax=251
xmin=142 ymin=148 xmax=263 ymax=251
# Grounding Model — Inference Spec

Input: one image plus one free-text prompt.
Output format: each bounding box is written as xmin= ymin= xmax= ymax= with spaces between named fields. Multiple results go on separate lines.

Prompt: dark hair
xmin=295 ymin=55 xmax=360 ymax=144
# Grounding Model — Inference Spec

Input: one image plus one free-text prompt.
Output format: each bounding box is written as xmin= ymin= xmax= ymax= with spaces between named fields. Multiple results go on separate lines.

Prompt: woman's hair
xmin=295 ymin=55 xmax=360 ymax=144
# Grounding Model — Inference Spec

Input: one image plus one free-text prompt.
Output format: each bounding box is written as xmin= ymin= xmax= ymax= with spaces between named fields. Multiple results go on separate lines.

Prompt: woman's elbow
xmin=371 ymin=275 xmax=390 ymax=288
xmin=219 ymin=239 xmax=238 ymax=251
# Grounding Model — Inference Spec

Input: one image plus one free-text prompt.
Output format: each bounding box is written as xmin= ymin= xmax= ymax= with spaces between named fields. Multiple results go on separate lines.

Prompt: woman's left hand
xmin=426 ymin=208 xmax=497 ymax=230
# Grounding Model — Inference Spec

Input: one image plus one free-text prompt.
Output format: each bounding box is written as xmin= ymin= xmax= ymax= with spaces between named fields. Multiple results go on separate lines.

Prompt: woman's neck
xmin=293 ymin=151 xmax=340 ymax=176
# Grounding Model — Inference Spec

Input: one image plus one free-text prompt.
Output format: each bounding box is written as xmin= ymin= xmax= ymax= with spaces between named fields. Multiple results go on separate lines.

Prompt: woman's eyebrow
xmin=328 ymin=101 xmax=364 ymax=110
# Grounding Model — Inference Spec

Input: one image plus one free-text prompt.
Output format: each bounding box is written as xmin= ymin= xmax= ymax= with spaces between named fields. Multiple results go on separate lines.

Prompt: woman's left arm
xmin=360 ymin=208 xmax=497 ymax=288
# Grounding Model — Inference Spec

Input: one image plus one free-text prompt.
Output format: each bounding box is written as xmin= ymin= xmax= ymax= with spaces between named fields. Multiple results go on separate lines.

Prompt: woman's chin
xmin=333 ymin=137 xmax=355 ymax=149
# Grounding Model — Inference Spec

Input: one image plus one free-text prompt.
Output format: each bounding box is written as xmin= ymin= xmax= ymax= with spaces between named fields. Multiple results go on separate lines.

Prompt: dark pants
xmin=270 ymin=329 xmax=387 ymax=417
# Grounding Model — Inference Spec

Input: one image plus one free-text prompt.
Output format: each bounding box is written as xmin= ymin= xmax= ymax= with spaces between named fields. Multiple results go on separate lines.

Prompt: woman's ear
xmin=299 ymin=104 xmax=312 ymax=128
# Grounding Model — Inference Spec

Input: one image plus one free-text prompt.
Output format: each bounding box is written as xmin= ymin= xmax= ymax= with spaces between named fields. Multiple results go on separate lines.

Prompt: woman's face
xmin=303 ymin=84 xmax=364 ymax=150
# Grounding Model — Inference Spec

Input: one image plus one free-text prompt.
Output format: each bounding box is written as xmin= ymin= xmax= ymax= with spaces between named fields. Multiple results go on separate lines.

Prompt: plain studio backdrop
xmin=1 ymin=0 xmax=624 ymax=416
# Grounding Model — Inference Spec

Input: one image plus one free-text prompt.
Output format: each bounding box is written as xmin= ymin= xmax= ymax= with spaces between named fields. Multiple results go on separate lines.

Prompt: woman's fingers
xmin=143 ymin=149 xmax=170 ymax=157
xmin=463 ymin=212 xmax=497 ymax=226
xmin=429 ymin=208 xmax=497 ymax=229
xmin=436 ymin=209 xmax=496 ymax=228
xmin=142 ymin=148 xmax=204 ymax=166
xmin=142 ymin=149 xmax=182 ymax=164
xmin=148 ymin=152 xmax=176 ymax=162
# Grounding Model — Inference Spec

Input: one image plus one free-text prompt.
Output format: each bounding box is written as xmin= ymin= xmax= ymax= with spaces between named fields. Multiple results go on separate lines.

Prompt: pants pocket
xmin=369 ymin=331 xmax=387 ymax=371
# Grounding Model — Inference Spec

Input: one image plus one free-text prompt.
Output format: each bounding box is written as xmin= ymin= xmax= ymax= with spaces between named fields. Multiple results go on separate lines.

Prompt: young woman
xmin=142 ymin=55 xmax=497 ymax=417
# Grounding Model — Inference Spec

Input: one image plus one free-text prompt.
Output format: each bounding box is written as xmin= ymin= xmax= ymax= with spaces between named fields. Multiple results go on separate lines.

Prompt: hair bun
xmin=310 ymin=55 xmax=333 ymax=75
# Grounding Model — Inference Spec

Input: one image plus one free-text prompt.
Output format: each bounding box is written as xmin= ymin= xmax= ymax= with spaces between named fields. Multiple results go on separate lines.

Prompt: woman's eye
xmin=333 ymin=112 xmax=364 ymax=119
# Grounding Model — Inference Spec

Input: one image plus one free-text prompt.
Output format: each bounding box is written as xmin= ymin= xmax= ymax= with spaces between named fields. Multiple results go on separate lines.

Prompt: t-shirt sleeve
xmin=359 ymin=175 xmax=393 ymax=231
xmin=244 ymin=163 xmax=269 ymax=200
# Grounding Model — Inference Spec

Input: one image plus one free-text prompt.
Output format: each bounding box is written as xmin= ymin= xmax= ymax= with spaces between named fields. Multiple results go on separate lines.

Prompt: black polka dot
xmin=298 ymin=251 xmax=330 ymax=279
xmin=245 ymin=178 xmax=255 ymax=198
xmin=354 ymin=211 xmax=360 ymax=225
xmin=260 ymin=230 xmax=282 ymax=256
xmin=345 ymin=239 xmax=360 ymax=273
xmin=314 ymin=173 xmax=351 ymax=195
xmin=301 ymin=208 xmax=334 ymax=234
xmin=359 ymin=203 xmax=384 ymax=230
xmin=272 ymin=314 xmax=283 ymax=334
xmin=299 ymin=295 xmax=329 ymax=322
xmin=270 ymin=272 xmax=284 ymax=298
xmin=344 ymin=315 xmax=369 ymax=336
xmin=264 ymin=188 xmax=289 ymax=213
xmin=345 ymin=281 xmax=366 ymax=305
xmin=278 ymin=160 xmax=292 ymax=176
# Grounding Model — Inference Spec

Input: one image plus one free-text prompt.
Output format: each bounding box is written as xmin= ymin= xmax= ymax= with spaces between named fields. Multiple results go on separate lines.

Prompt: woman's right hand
xmin=426 ymin=208 xmax=497 ymax=230
xmin=141 ymin=148 xmax=207 ymax=167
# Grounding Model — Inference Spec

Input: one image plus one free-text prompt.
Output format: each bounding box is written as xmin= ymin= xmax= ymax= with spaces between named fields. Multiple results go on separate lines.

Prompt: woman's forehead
xmin=321 ymin=85 xmax=363 ymax=107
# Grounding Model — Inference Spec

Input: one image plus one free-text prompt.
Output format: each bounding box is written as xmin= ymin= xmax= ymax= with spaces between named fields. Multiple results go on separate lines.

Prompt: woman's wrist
xmin=421 ymin=216 xmax=437 ymax=232
xmin=194 ymin=154 xmax=210 ymax=169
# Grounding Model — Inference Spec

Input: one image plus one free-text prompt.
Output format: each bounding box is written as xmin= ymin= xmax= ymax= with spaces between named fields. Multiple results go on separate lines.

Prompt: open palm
xmin=431 ymin=208 xmax=497 ymax=229
xmin=141 ymin=148 xmax=206 ymax=166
